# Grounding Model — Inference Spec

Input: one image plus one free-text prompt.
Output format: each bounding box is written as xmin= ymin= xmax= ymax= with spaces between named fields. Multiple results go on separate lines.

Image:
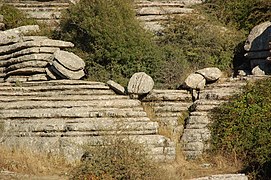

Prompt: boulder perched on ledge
xmin=128 ymin=72 xmax=154 ymax=97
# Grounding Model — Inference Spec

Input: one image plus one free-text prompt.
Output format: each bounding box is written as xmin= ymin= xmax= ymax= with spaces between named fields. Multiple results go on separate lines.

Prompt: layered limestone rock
xmin=0 ymin=14 xmax=4 ymax=30
xmin=135 ymin=0 xmax=203 ymax=32
xmin=192 ymin=174 xmax=248 ymax=180
xmin=181 ymin=76 xmax=268 ymax=159
xmin=0 ymin=80 xmax=175 ymax=162
xmin=142 ymin=89 xmax=192 ymax=143
xmin=239 ymin=21 xmax=271 ymax=75
xmin=0 ymin=25 xmax=86 ymax=82
xmin=2 ymin=0 xmax=70 ymax=26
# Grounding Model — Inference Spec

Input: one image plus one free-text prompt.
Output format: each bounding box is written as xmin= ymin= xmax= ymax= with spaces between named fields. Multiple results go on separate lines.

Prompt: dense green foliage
xmin=56 ymin=0 xmax=163 ymax=85
xmin=71 ymin=138 xmax=160 ymax=179
xmin=159 ymin=15 xmax=244 ymax=72
xmin=201 ymin=0 xmax=271 ymax=32
xmin=0 ymin=4 xmax=36 ymax=30
xmin=210 ymin=79 xmax=271 ymax=179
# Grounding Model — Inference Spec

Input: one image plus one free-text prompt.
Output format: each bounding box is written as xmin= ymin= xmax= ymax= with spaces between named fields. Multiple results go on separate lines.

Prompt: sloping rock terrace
xmin=0 ymin=80 xmax=175 ymax=161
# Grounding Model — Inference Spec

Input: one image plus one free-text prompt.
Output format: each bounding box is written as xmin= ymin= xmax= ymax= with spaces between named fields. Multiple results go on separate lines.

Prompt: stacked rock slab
xmin=191 ymin=174 xmax=248 ymax=180
xmin=142 ymin=89 xmax=192 ymax=143
xmin=0 ymin=80 xmax=175 ymax=162
xmin=244 ymin=21 xmax=271 ymax=75
xmin=3 ymin=0 xmax=70 ymax=26
xmin=181 ymin=78 xmax=247 ymax=159
xmin=135 ymin=0 xmax=202 ymax=32
xmin=0 ymin=25 xmax=84 ymax=82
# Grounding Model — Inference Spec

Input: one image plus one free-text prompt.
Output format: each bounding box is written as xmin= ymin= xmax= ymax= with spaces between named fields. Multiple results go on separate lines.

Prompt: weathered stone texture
xmin=128 ymin=72 xmax=154 ymax=95
xmin=0 ymin=80 xmax=176 ymax=162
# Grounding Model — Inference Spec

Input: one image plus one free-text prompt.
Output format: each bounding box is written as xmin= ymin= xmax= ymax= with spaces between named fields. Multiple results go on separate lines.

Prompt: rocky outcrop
xmin=181 ymin=76 xmax=268 ymax=159
xmin=135 ymin=0 xmax=203 ymax=32
xmin=0 ymin=80 xmax=175 ymax=162
xmin=191 ymin=174 xmax=248 ymax=180
xmin=2 ymin=0 xmax=70 ymax=26
xmin=0 ymin=25 xmax=86 ymax=82
xmin=142 ymin=89 xmax=192 ymax=143
xmin=238 ymin=21 xmax=271 ymax=76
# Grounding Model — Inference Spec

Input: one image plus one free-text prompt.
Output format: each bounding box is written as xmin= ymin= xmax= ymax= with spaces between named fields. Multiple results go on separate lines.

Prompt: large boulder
xmin=244 ymin=21 xmax=271 ymax=52
xmin=49 ymin=50 xmax=86 ymax=80
xmin=183 ymin=73 xmax=206 ymax=90
xmin=196 ymin=67 xmax=222 ymax=82
xmin=127 ymin=72 xmax=154 ymax=95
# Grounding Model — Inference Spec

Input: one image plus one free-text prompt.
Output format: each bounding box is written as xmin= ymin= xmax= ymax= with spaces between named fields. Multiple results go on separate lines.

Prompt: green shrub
xmin=0 ymin=4 xmax=37 ymax=30
xmin=201 ymin=0 xmax=271 ymax=32
xmin=70 ymin=137 xmax=161 ymax=180
xmin=159 ymin=15 xmax=245 ymax=72
xmin=210 ymin=78 xmax=271 ymax=179
xmin=56 ymin=0 xmax=163 ymax=86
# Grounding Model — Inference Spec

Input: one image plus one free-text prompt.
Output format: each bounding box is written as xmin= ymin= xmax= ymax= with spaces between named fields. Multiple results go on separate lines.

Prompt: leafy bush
xmin=56 ymin=0 xmax=163 ymax=86
xmin=71 ymin=138 xmax=161 ymax=180
xmin=0 ymin=4 xmax=36 ymax=30
xmin=201 ymin=0 xmax=271 ymax=32
xmin=210 ymin=78 xmax=271 ymax=179
xmin=159 ymin=15 xmax=245 ymax=72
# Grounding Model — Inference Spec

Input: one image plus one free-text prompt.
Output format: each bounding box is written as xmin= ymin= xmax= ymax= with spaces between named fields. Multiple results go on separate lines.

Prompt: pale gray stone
xmin=45 ymin=67 xmax=58 ymax=80
xmin=183 ymin=73 xmax=206 ymax=90
xmin=27 ymin=74 xmax=48 ymax=81
xmin=196 ymin=67 xmax=222 ymax=82
xmin=52 ymin=61 xmax=85 ymax=80
xmin=0 ymin=39 xmax=73 ymax=55
xmin=107 ymin=80 xmax=126 ymax=95
xmin=5 ymin=25 xmax=40 ymax=36
xmin=0 ymin=15 xmax=3 ymax=22
xmin=244 ymin=21 xmax=271 ymax=51
xmin=6 ymin=68 xmax=46 ymax=76
xmin=192 ymin=174 xmax=248 ymax=180
xmin=6 ymin=61 xmax=48 ymax=72
xmin=0 ymin=31 xmax=20 ymax=46
xmin=54 ymin=50 xmax=85 ymax=71
xmin=252 ymin=65 xmax=265 ymax=75
xmin=128 ymin=72 xmax=154 ymax=95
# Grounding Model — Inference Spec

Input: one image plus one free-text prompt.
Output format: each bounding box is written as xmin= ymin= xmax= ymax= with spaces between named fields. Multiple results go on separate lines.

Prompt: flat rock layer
xmin=0 ymin=80 xmax=175 ymax=162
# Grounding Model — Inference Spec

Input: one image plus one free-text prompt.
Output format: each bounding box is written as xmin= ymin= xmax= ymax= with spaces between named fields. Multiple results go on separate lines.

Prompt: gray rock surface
xmin=196 ymin=67 xmax=222 ymax=82
xmin=5 ymin=25 xmax=40 ymax=36
xmin=51 ymin=60 xmax=85 ymax=80
xmin=0 ymin=80 xmax=176 ymax=162
xmin=128 ymin=72 xmax=154 ymax=95
xmin=54 ymin=50 xmax=85 ymax=71
xmin=191 ymin=174 xmax=248 ymax=180
xmin=107 ymin=80 xmax=126 ymax=95
xmin=183 ymin=73 xmax=206 ymax=90
xmin=244 ymin=21 xmax=271 ymax=51
xmin=252 ymin=65 xmax=265 ymax=75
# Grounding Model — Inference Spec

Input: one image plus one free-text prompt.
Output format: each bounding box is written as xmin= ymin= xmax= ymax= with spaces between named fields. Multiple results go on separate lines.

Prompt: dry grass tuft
xmin=0 ymin=145 xmax=72 ymax=176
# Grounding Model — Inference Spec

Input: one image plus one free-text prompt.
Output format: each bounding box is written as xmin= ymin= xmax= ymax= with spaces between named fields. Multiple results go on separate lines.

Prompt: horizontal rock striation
xmin=2 ymin=0 xmax=70 ymax=26
xmin=135 ymin=0 xmax=203 ymax=32
xmin=142 ymin=89 xmax=192 ymax=143
xmin=191 ymin=173 xmax=248 ymax=180
xmin=181 ymin=76 xmax=270 ymax=159
xmin=0 ymin=80 xmax=175 ymax=162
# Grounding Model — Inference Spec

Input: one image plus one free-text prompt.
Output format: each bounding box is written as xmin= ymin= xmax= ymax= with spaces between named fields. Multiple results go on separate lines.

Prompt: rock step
xmin=4 ymin=80 xmax=106 ymax=86
xmin=181 ymin=128 xmax=211 ymax=142
xmin=3 ymin=134 xmax=175 ymax=159
xmin=136 ymin=2 xmax=186 ymax=8
xmin=6 ymin=3 xmax=70 ymax=8
xmin=142 ymin=89 xmax=192 ymax=101
xmin=0 ymin=108 xmax=148 ymax=118
xmin=136 ymin=7 xmax=193 ymax=16
xmin=187 ymin=115 xmax=210 ymax=125
xmin=0 ymin=95 xmax=129 ymax=102
xmin=135 ymin=0 xmax=203 ymax=7
xmin=23 ymin=11 xmax=62 ymax=20
xmin=0 ymin=90 xmax=117 ymax=96
xmin=6 ymin=120 xmax=158 ymax=132
xmin=152 ymin=105 xmax=189 ymax=112
xmin=0 ymin=99 xmax=143 ymax=109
